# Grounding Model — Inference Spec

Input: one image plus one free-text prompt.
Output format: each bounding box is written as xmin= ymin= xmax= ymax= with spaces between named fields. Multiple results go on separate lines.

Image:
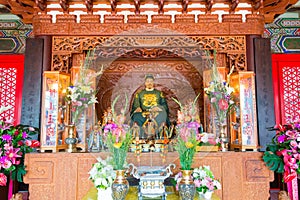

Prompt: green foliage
xmin=174 ymin=134 xmax=198 ymax=170
xmin=106 ymin=131 xmax=132 ymax=170
xmin=263 ymin=151 xmax=284 ymax=173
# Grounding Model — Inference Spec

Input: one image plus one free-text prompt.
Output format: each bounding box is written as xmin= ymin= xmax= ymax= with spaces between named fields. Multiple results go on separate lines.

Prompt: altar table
xmin=24 ymin=151 xmax=273 ymax=200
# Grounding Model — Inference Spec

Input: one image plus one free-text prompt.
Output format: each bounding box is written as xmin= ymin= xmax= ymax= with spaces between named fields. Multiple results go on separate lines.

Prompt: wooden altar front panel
xmin=24 ymin=152 xmax=273 ymax=200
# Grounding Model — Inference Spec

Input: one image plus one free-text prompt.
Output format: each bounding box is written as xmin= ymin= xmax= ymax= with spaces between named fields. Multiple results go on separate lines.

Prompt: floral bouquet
xmin=192 ymin=165 xmax=221 ymax=194
xmin=66 ymin=50 xmax=103 ymax=125
xmin=173 ymin=97 xmax=200 ymax=170
xmin=104 ymin=95 xmax=132 ymax=170
xmin=89 ymin=157 xmax=115 ymax=190
xmin=263 ymin=117 xmax=300 ymax=183
xmin=197 ymin=133 xmax=221 ymax=147
xmin=203 ymin=50 xmax=235 ymax=125
xmin=173 ymin=165 xmax=221 ymax=196
xmin=0 ymin=106 xmax=40 ymax=186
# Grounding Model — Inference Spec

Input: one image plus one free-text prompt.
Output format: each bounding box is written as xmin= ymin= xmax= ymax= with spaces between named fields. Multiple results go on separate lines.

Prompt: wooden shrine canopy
xmin=0 ymin=0 xmax=298 ymax=25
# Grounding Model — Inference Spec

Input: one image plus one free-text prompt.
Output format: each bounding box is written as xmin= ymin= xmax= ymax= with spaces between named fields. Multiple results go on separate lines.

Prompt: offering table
xmin=24 ymin=151 xmax=273 ymax=200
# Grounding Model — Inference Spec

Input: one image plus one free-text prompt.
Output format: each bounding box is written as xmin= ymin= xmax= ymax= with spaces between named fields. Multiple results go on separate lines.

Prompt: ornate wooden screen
xmin=272 ymin=53 xmax=300 ymax=200
xmin=0 ymin=55 xmax=25 ymax=125
xmin=272 ymin=54 xmax=300 ymax=124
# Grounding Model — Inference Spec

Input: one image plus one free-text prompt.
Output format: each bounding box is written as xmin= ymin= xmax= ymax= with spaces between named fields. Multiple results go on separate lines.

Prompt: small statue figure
xmin=132 ymin=122 xmax=141 ymax=139
xmin=88 ymin=125 xmax=103 ymax=152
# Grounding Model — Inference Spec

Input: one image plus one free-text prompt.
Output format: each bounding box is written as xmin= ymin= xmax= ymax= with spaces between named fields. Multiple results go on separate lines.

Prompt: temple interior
xmin=0 ymin=0 xmax=300 ymax=200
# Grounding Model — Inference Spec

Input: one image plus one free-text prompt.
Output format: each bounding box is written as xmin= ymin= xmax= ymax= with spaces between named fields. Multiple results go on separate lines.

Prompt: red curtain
xmin=0 ymin=55 xmax=24 ymax=125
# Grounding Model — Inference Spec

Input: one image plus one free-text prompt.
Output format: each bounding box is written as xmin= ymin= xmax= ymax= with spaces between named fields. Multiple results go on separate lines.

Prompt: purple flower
xmin=104 ymin=123 xmax=118 ymax=132
xmin=22 ymin=131 xmax=28 ymax=139
xmin=277 ymin=135 xmax=286 ymax=143
xmin=1 ymin=134 xmax=12 ymax=142
xmin=187 ymin=122 xmax=200 ymax=129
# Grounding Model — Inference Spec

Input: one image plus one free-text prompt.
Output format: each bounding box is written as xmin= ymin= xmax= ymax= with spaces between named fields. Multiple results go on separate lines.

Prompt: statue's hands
xmin=134 ymin=107 xmax=142 ymax=113
xmin=150 ymin=106 xmax=162 ymax=112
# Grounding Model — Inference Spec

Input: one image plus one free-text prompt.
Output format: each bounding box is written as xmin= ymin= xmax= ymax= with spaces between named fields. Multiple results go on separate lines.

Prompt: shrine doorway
xmin=93 ymin=30 xmax=209 ymax=123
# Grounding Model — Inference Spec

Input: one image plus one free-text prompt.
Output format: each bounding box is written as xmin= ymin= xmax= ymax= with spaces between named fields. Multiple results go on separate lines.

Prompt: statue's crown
xmin=145 ymin=74 xmax=154 ymax=80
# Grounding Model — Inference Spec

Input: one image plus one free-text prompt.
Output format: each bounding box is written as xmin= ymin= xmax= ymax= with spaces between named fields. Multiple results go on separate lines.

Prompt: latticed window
xmin=0 ymin=55 xmax=24 ymax=124
xmin=281 ymin=66 xmax=300 ymax=121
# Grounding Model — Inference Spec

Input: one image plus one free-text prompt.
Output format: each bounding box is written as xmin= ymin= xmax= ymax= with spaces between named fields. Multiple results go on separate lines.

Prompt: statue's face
xmin=145 ymin=78 xmax=154 ymax=90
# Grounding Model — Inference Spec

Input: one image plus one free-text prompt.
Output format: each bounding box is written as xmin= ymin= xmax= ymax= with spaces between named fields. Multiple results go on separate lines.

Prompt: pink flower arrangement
xmin=174 ymin=165 xmax=221 ymax=193
xmin=0 ymin=108 xmax=40 ymax=186
xmin=196 ymin=133 xmax=221 ymax=147
xmin=192 ymin=166 xmax=221 ymax=194
xmin=263 ymin=117 xmax=300 ymax=183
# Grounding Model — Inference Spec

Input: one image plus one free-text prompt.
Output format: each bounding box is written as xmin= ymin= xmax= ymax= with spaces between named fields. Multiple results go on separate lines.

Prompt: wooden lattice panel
xmin=0 ymin=55 xmax=24 ymax=124
xmin=281 ymin=66 xmax=300 ymax=121
xmin=0 ymin=68 xmax=17 ymax=120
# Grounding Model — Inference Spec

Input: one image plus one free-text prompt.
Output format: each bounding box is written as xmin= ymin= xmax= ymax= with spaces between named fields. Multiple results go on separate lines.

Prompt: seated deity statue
xmin=130 ymin=74 xmax=170 ymax=136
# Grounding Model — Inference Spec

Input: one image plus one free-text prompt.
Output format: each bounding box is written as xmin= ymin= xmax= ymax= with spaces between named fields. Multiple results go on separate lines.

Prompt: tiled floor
xmin=270 ymin=190 xmax=280 ymax=200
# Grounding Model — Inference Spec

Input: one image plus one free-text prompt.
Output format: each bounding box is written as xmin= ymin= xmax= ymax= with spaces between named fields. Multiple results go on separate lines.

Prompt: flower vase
xmin=219 ymin=123 xmax=228 ymax=152
xmin=97 ymin=187 xmax=113 ymax=200
xmin=178 ymin=170 xmax=196 ymax=200
xmin=111 ymin=170 xmax=129 ymax=200
xmin=198 ymin=191 xmax=213 ymax=200
xmin=65 ymin=124 xmax=78 ymax=153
